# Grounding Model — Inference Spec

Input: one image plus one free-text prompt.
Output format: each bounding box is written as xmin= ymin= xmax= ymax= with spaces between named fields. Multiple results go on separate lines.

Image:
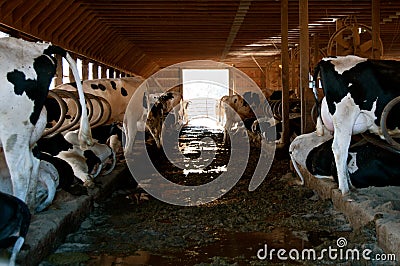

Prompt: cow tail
xmin=65 ymin=52 xmax=93 ymax=149
xmin=312 ymin=63 xmax=325 ymax=136
xmin=312 ymin=63 xmax=321 ymax=117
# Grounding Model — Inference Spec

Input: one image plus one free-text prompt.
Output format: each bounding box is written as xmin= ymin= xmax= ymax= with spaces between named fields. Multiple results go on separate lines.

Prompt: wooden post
xmin=55 ymin=54 xmax=63 ymax=86
xmin=68 ymin=54 xmax=76 ymax=83
xmin=92 ymin=62 xmax=99 ymax=79
xmin=82 ymin=58 xmax=89 ymax=81
xmin=101 ymin=66 xmax=107 ymax=78
xmin=372 ymin=0 xmax=381 ymax=59
xmin=299 ymin=0 xmax=313 ymax=133
xmin=281 ymin=0 xmax=290 ymax=145
xmin=313 ymin=33 xmax=320 ymax=67
xmin=109 ymin=68 xmax=115 ymax=78
xmin=290 ymin=48 xmax=298 ymax=97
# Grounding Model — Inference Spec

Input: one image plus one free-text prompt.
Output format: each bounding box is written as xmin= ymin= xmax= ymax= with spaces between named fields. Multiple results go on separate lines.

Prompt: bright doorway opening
xmin=182 ymin=69 xmax=229 ymax=129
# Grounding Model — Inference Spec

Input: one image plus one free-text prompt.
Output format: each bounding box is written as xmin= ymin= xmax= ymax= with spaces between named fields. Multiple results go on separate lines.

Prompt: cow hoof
xmin=339 ymin=188 xmax=350 ymax=196
xmin=83 ymin=180 xmax=95 ymax=188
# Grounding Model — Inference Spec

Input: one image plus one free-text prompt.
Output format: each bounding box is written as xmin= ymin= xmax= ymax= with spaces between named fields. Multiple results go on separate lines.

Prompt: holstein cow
xmin=289 ymin=129 xmax=334 ymax=185
xmin=146 ymin=91 xmax=183 ymax=148
xmin=35 ymin=151 xmax=87 ymax=196
xmin=306 ymin=138 xmax=400 ymax=188
xmin=312 ymin=55 xmax=400 ymax=194
xmin=290 ymin=132 xmax=400 ymax=188
xmin=0 ymin=148 xmax=59 ymax=213
xmin=0 ymin=37 xmax=92 ymax=211
xmin=0 ymin=191 xmax=31 ymax=266
xmin=91 ymin=122 xmax=124 ymax=160
xmin=219 ymin=94 xmax=256 ymax=143
xmin=37 ymin=131 xmax=114 ymax=187
xmin=57 ymin=77 xmax=144 ymax=126
xmin=64 ymin=130 xmax=116 ymax=176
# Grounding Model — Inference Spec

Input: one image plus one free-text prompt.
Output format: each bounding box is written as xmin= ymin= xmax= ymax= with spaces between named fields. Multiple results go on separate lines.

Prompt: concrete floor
xmin=295 ymin=163 xmax=400 ymax=261
xmin=11 ymin=157 xmax=400 ymax=265
xmin=16 ymin=164 xmax=128 ymax=266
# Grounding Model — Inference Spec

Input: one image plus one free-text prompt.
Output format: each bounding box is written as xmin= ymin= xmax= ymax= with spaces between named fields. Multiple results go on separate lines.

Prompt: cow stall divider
xmin=44 ymin=90 xmax=114 ymax=138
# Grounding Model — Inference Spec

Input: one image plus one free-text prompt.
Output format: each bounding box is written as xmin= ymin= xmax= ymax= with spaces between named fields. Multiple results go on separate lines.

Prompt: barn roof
xmin=1 ymin=0 xmax=400 ymax=77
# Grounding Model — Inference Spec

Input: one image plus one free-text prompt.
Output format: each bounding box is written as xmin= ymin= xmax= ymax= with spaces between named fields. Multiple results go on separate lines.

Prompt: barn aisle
xmin=40 ymin=125 xmax=386 ymax=266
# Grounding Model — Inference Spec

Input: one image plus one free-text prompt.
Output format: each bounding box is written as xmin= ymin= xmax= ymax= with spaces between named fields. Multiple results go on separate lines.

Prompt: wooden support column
xmin=281 ymin=0 xmax=290 ymax=145
xmin=261 ymin=67 xmax=267 ymax=94
xmin=55 ymin=54 xmax=63 ymax=86
xmin=372 ymin=0 xmax=381 ymax=59
xmin=68 ymin=54 xmax=77 ymax=83
xmin=313 ymin=33 xmax=320 ymax=66
xmin=109 ymin=68 xmax=115 ymax=78
xmin=299 ymin=0 xmax=313 ymax=133
xmin=82 ymin=58 xmax=89 ymax=81
xmin=290 ymin=48 xmax=297 ymax=97
xmin=101 ymin=66 xmax=107 ymax=78
xmin=92 ymin=62 xmax=99 ymax=79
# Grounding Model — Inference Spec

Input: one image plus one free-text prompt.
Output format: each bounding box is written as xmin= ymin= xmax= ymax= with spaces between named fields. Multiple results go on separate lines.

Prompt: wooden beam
xmin=101 ymin=65 xmax=107 ymax=78
xmin=51 ymin=4 xmax=81 ymax=42
xmin=281 ymin=0 xmax=290 ymax=145
xmin=55 ymin=54 xmax=63 ymax=87
xmin=221 ymin=0 xmax=252 ymax=60
xmin=63 ymin=11 xmax=92 ymax=46
xmin=22 ymin=2 xmax=50 ymax=33
xmin=43 ymin=2 xmax=74 ymax=36
xmin=92 ymin=62 xmax=99 ymax=79
xmin=109 ymin=68 xmax=115 ymax=78
xmin=82 ymin=58 xmax=89 ymax=81
xmin=0 ymin=1 xmax=24 ymax=23
xmin=372 ymin=0 xmax=381 ymax=59
xmin=299 ymin=0 xmax=313 ymax=133
xmin=58 ymin=9 xmax=86 ymax=44
xmin=68 ymin=54 xmax=77 ymax=83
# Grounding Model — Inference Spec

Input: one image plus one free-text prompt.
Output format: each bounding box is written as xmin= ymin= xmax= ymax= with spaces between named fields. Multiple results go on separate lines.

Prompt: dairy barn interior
xmin=1 ymin=0 xmax=400 ymax=265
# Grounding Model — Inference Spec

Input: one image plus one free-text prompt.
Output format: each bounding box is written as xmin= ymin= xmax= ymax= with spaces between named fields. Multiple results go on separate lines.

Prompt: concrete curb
xmin=16 ymin=163 xmax=127 ymax=266
xmin=295 ymin=164 xmax=400 ymax=261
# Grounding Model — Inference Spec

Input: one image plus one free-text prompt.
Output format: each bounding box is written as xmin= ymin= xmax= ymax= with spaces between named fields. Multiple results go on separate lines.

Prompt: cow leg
xmin=331 ymin=94 xmax=360 ymax=194
xmin=3 ymin=144 xmax=39 ymax=211
xmin=223 ymin=118 xmax=233 ymax=144
xmin=35 ymin=161 xmax=58 ymax=212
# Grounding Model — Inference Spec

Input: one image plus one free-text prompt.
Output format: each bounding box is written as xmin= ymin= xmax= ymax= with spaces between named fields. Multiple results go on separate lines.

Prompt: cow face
xmin=146 ymin=102 xmax=164 ymax=148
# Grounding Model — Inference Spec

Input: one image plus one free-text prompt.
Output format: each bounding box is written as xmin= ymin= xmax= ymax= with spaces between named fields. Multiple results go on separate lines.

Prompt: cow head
xmin=146 ymin=101 xmax=164 ymax=148
xmin=145 ymin=92 xmax=175 ymax=149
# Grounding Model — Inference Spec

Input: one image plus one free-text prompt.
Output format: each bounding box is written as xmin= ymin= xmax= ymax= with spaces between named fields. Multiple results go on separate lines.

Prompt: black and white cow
xmin=290 ymin=131 xmax=400 ymax=188
xmin=306 ymin=138 xmax=400 ymax=188
xmin=0 ymin=148 xmax=60 ymax=213
xmin=0 ymin=191 xmax=30 ymax=266
xmin=0 ymin=37 xmax=92 ymax=211
xmin=33 ymin=143 xmax=87 ymax=196
xmin=312 ymin=55 xmax=400 ymax=194
xmin=218 ymin=94 xmax=256 ymax=143
xmin=56 ymin=77 xmax=144 ymax=125
xmin=145 ymin=91 xmax=183 ymax=148
xmin=91 ymin=122 xmax=123 ymax=145
xmin=37 ymin=131 xmax=114 ymax=187
xmin=251 ymin=116 xmax=301 ymax=143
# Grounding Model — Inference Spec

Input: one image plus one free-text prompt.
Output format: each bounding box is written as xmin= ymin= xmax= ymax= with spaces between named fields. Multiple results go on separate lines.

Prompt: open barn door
xmin=182 ymin=69 xmax=229 ymax=128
